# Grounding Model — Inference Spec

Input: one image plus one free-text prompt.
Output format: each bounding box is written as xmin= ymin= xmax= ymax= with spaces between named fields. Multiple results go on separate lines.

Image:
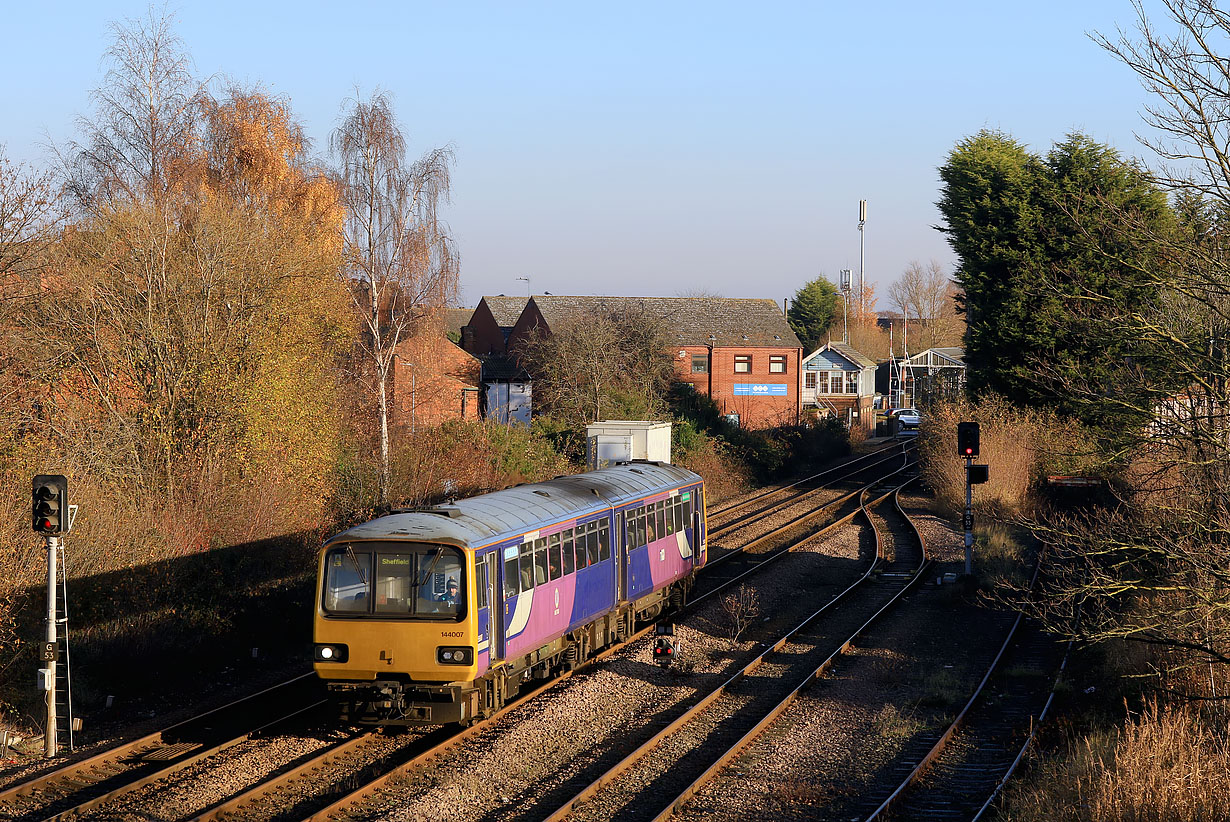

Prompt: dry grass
xmin=1002 ymin=701 xmax=1230 ymax=821
xmin=918 ymin=397 xmax=1101 ymax=518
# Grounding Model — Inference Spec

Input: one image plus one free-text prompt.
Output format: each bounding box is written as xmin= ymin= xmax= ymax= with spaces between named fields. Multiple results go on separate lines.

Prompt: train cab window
xmin=324 ymin=549 xmax=371 ymax=613
xmin=548 ymin=534 xmax=563 ymax=580
xmin=323 ymin=543 xmax=463 ymax=619
xmin=599 ymin=522 xmax=610 ymax=561
xmin=563 ymin=530 xmax=576 ymax=575
xmin=504 ymin=549 xmax=519 ymax=599
xmin=534 ymin=537 xmax=549 ymax=586
xmin=575 ymin=529 xmax=590 ymax=570
xmin=520 ymin=542 xmax=535 ymax=591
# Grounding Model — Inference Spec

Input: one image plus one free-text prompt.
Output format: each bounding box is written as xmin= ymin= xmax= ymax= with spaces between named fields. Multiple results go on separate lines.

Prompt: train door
xmin=688 ymin=487 xmax=706 ymax=566
xmin=488 ymin=552 xmax=505 ymax=661
xmin=617 ymin=511 xmax=628 ymax=602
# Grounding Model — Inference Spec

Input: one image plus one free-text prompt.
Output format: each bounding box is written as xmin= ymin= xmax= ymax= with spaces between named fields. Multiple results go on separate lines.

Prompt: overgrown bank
xmin=917 ymin=396 xmax=1230 ymax=821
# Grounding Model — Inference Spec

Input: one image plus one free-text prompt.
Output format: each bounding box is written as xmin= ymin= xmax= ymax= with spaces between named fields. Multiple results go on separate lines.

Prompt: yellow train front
xmin=313 ymin=462 xmax=707 ymax=726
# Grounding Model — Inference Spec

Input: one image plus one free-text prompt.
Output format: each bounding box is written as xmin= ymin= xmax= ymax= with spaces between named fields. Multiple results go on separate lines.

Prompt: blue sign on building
xmin=733 ymin=383 xmax=788 ymax=396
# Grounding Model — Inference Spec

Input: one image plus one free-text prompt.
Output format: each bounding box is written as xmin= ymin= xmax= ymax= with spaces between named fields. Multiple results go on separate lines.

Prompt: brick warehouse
xmin=507 ymin=295 xmax=803 ymax=429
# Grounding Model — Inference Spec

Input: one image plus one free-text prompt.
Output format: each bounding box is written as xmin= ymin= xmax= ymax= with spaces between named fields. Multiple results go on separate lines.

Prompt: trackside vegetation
xmin=930 ymin=4 xmax=1230 ymax=818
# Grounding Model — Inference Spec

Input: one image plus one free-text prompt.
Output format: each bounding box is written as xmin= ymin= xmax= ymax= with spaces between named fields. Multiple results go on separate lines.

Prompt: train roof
xmin=327 ymin=462 xmax=702 ymax=550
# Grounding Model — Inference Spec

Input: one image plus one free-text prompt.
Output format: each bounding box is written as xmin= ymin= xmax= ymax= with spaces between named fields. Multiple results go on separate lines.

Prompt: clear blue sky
xmin=3 ymin=1 xmax=1169 ymax=308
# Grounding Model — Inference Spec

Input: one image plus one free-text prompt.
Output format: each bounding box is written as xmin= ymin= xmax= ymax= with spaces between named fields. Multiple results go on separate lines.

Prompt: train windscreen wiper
xmin=345 ymin=545 xmax=367 ymax=586
xmin=414 ymin=548 xmax=443 ymax=589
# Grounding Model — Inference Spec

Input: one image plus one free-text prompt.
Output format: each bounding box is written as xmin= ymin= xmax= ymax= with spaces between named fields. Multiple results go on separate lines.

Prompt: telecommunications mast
xmin=858 ymin=199 xmax=867 ymax=320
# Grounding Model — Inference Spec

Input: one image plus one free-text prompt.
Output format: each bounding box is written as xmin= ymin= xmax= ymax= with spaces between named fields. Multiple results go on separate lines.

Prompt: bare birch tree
xmin=887 ymin=260 xmax=963 ymax=351
xmin=332 ymin=91 xmax=458 ymax=505
xmin=63 ymin=6 xmax=206 ymax=209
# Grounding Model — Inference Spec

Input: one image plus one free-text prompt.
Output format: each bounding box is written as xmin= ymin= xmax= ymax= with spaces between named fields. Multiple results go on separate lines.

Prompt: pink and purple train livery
xmin=312 ymin=461 xmax=707 ymax=725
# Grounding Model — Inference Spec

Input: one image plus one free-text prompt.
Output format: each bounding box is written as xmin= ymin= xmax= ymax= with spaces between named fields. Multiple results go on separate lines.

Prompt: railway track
xmin=862 ymin=562 xmax=1066 ymax=822
xmin=223 ymin=466 xmax=919 ymax=821
xmin=707 ymin=440 xmax=912 ymax=538
xmin=0 ymin=449 xmax=918 ymax=821
xmin=539 ymin=476 xmax=930 ymax=822
xmin=0 ymin=674 xmax=323 ymax=822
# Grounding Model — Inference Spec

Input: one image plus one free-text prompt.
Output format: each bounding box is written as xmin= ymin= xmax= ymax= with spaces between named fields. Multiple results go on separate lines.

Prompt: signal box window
xmin=691 ymin=354 xmax=708 ymax=374
xmin=734 ymin=355 xmax=751 ymax=373
xmin=846 ymin=371 xmax=859 ymax=393
xmin=805 ymin=372 xmax=817 ymax=389
xmin=769 ymin=355 xmax=787 ymax=374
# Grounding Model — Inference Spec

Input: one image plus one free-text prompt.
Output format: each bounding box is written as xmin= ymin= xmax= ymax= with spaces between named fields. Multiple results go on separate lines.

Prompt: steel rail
xmin=0 ymin=672 xmax=317 ymax=809
xmin=702 ymin=448 xmax=914 ymax=578
xmin=708 ymin=442 xmax=912 ymax=539
xmin=970 ymin=635 xmax=1075 ymax=821
xmin=648 ymin=479 xmax=930 ymax=822
xmin=26 ymin=698 xmax=326 ymax=822
xmin=540 ymin=477 xmax=925 ymax=822
xmin=864 ymin=553 xmax=1051 ymax=821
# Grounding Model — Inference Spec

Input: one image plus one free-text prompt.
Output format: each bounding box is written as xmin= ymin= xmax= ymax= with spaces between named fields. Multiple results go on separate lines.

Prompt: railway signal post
xmin=956 ymin=424 xmax=988 ymax=577
xmin=32 ymin=475 xmax=75 ymax=758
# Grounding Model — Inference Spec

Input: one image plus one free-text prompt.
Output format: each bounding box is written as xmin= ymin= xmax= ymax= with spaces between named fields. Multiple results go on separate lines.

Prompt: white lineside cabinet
xmin=585 ymin=421 xmax=672 ymax=469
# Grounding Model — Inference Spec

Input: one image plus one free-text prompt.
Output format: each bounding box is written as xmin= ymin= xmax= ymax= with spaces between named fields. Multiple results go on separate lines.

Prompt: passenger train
xmin=312 ymin=462 xmax=707 ymax=725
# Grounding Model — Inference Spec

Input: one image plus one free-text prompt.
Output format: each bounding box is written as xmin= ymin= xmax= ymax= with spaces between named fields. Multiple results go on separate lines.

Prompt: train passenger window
xmin=504 ymin=551 xmax=519 ymax=599
xmin=520 ymin=542 xmax=535 ymax=592
xmin=324 ymin=549 xmax=371 ymax=613
xmin=655 ymin=504 xmax=666 ymax=542
xmin=477 ymin=560 xmax=489 ymax=609
xmin=637 ymin=509 xmax=648 ymax=547
xmin=586 ymin=523 xmax=600 ymax=565
xmin=575 ymin=528 xmax=589 ymax=570
xmin=684 ymin=498 xmax=693 ymax=527
xmin=563 ymin=530 xmax=575 ymax=575
xmin=548 ymin=534 xmax=562 ymax=580
xmin=534 ymin=538 xmax=549 ymax=585
xmin=647 ymin=509 xmax=658 ymax=543
xmin=665 ymin=501 xmax=675 ymax=536
xmin=624 ymin=513 xmax=636 ymax=550
xmin=599 ymin=522 xmax=610 ymax=561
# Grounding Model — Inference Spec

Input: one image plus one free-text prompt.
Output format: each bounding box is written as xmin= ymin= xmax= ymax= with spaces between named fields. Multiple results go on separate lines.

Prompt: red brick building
xmin=508 ymin=295 xmax=803 ymax=429
xmin=390 ymin=328 xmax=482 ymax=429
xmin=463 ymin=296 xmax=529 ymax=357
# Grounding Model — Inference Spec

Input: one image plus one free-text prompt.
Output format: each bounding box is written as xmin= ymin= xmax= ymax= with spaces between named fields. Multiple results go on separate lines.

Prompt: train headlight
xmin=437 ymin=646 xmax=474 ymax=665
xmin=314 ymin=643 xmax=349 ymax=663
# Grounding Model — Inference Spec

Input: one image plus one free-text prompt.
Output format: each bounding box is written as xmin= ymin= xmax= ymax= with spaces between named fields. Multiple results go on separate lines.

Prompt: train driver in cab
xmin=437 ymin=577 xmax=459 ymax=607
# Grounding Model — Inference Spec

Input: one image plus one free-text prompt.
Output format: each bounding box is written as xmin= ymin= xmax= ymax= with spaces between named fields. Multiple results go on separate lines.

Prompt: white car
xmin=890 ymin=408 xmax=922 ymax=435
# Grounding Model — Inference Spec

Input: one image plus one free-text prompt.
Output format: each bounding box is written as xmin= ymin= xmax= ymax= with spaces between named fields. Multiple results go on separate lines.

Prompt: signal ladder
xmin=51 ymin=540 xmax=76 ymax=752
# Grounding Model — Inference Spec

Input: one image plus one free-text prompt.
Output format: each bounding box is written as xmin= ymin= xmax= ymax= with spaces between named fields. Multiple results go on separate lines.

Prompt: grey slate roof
xmin=823 ymin=342 xmax=877 ymax=370
xmin=327 ymin=462 xmax=702 ymax=550
xmin=481 ymin=296 xmax=530 ymax=328
xmin=528 ymin=295 xmax=802 ymax=348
